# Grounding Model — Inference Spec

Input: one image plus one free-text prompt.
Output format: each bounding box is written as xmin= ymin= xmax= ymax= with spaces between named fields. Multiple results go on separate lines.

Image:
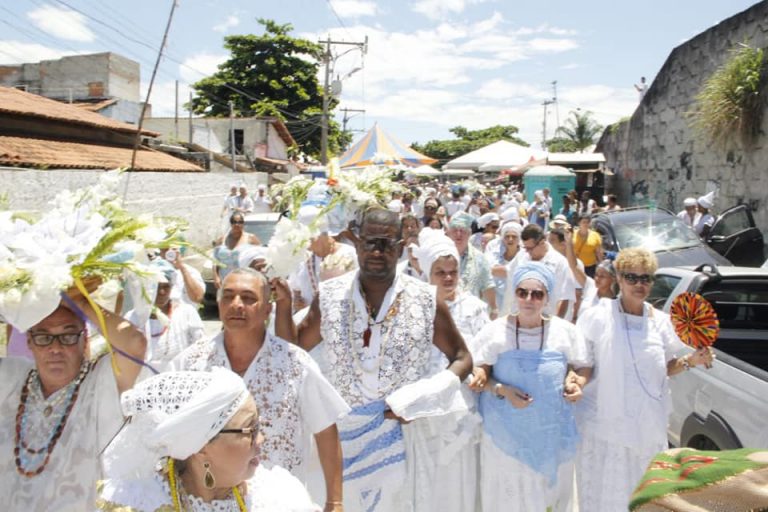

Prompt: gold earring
xmin=203 ymin=461 xmax=216 ymax=489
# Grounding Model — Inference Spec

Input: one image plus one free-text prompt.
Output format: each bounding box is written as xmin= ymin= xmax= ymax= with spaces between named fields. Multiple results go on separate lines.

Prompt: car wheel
xmin=687 ymin=435 xmax=720 ymax=451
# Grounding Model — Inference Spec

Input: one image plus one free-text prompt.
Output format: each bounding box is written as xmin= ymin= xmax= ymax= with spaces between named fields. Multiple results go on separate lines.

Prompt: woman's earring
xmin=203 ymin=461 xmax=216 ymax=489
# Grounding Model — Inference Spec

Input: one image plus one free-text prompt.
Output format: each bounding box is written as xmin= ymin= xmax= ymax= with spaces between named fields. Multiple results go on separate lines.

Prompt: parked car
xmin=590 ymin=205 xmax=764 ymax=267
xmin=648 ymin=264 xmax=768 ymax=450
xmin=186 ymin=212 xmax=281 ymax=308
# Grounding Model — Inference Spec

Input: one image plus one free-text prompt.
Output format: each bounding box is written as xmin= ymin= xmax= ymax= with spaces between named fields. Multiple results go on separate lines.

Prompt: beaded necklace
xmin=14 ymin=360 xmax=94 ymax=477
xmin=167 ymin=458 xmax=246 ymax=512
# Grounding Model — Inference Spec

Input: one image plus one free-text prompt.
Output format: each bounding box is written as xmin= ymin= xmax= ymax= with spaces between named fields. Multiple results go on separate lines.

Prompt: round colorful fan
xmin=669 ymin=292 xmax=719 ymax=349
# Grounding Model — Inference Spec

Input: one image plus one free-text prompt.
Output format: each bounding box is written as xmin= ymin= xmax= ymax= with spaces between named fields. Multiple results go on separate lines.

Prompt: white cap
xmin=549 ymin=214 xmax=569 ymax=230
xmin=477 ymin=212 xmax=500 ymax=229
xmin=697 ymin=191 xmax=715 ymax=209
xmin=683 ymin=197 xmax=697 ymax=207
xmin=257 ymin=184 xmax=266 ymax=191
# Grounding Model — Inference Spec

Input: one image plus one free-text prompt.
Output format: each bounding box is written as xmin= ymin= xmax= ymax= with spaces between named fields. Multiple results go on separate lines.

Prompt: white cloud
xmin=528 ymin=38 xmax=579 ymax=53
xmin=178 ymin=53 xmax=228 ymax=83
xmin=143 ymin=80 xmax=193 ymax=117
xmin=329 ymin=0 xmax=378 ymax=18
xmin=0 ymin=40 xmax=77 ymax=64
xmin=212 ymin=15 xmax=240 ymax=33
xmin=27 ymin=5 xmax=95 ymax=42
xmin=411 ymin=0 xmax=496 ymax=20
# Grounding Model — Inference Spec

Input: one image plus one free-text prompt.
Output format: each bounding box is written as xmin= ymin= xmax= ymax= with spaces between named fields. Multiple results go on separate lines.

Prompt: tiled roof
xmin=0 ymin=87 xmax=158 ymax=136
xmin=0 ymin=135 xmax=203 ymax=172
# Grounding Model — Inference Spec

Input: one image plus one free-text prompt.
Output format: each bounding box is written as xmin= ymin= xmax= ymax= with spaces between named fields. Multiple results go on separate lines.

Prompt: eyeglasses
xmin=515 ymin=288 xmax=546 ymax=301
xmin=424 ymin=205 xmax=438 ymax=211
xmin=621 ymin=272 xmax=654 ymax=285
xmin=28 ymin=331 xmax=84 ymax=347
xmin=230 ymin=220 xmax=244 ymax=225
xmin=360 ymin=237 xmax=401 ymax=253
xmin=522 ymin=239 xmax=543 ymax=252
xmin=220 ymin=423 xmax=260 ymax=447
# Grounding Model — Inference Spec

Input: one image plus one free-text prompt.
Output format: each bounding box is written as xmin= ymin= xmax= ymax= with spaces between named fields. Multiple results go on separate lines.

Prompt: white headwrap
xmin=500 ymin=221 xmax=523 ymax=237
xmin=238 ymin=245 xmax=268 ymax=268
xmin=416 ymin=229 xmax=460 ymax=278
xmin=683 ymin=197 xmax=697 ymax=207
xmin=103 ymin=368 xmax=249 ymax=479
xmin=500 ymin=205 xmax=520 ymax=222
xmin=698 ymin=191 xmax=715 ymax=209
xmin=477 ymin=212 xmax=499 ymax=229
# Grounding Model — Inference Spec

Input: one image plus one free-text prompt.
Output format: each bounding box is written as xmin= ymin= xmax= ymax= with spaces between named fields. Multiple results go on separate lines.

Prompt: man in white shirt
xmin=502 ymin=224 xmax=576 ymax=318
xmin=445 ymin=191 xmax=466 ymax=218
xmin=253 ymin=184 xmax=273 ymax=213
xmin=233 ymin=185 xmax=254 ymax=215
xmin=676 ymin=197 xmax=700 ymax=228
xmin=695 ymin=193 xmax=716 ymax=238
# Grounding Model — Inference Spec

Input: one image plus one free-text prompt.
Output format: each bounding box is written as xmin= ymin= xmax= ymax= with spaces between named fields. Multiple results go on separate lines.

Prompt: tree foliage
xmin=412 ymin=125 xmax=529 ymax=163
xmin=189 ymin=19 xmax=350 ymax=158
xmin=550 ymin=110 xmax=603 ymax=152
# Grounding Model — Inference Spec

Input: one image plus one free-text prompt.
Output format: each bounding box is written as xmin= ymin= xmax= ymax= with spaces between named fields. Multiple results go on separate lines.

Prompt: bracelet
xmin=494 ymin=383 xmax=505 ymax=400
xmin=326 ymin=501 xmax=343 ymax=506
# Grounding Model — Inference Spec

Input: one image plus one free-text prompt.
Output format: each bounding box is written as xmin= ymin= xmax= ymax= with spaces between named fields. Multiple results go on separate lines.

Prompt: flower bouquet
xmin=0 ymin=170 xmax=187 ymax=334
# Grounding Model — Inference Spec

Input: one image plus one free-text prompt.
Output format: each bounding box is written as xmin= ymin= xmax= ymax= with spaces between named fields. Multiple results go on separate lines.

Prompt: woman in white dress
xmin=470 ymin=262 xmax=592 ymax=512
xmin=408 ymin=230 xmax=491 ymax=512
xmin=574 ymin=248 xmax=715 ymax=510
xmin=98 ymin=368 xmax=320 ymax=512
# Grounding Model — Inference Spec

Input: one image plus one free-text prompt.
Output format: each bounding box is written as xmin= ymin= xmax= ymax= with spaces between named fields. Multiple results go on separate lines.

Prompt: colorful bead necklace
xmin=14 ymin=360 xmax=94 ymax=477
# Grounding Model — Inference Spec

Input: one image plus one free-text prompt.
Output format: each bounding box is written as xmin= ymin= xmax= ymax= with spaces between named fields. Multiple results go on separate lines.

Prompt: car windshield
xmin=614 ymin=216 xmax=701 ymax=252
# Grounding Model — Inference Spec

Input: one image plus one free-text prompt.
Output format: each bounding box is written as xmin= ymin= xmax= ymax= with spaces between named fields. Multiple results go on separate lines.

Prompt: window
xmin=234 ymin=129 xmax=244 ymax=154
xmin=710 ymin=208 xmax=751 ymax=237
xmin=648 ymin=274 xmax=682 ymax=309
xmin=700 ymin=280 xmax=768 ymax=371
xmin=613 ymin=216 xmax=700 ymax=252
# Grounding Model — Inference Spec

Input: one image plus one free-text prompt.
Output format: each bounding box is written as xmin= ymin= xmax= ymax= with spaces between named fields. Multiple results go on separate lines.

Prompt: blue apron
xmin=479 ymin=348 xmax=579 ymax=484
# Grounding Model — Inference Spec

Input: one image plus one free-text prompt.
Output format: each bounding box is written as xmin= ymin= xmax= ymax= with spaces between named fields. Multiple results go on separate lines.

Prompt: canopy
xmin=443 ymin=140 xmax=547 ymax=171
xmin=339 ymin=123 xmax=437 ymax=168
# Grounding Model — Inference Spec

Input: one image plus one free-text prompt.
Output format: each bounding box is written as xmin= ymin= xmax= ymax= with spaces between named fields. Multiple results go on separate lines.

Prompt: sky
xmin=0 ymin=0 xmax=762 ymax=150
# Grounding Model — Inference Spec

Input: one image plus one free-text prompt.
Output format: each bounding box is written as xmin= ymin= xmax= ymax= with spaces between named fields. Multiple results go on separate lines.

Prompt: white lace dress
xmin=96 ymin=464 xmax=320 ymax=511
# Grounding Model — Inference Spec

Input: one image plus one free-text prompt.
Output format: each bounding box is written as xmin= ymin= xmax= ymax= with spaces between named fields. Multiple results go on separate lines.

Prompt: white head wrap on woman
xmin=103 ymin=368 xmax=249 ymax=479
xmin=477 ymin=212 xmax=499 ymax=229
xmin=500 ymin=221 xmax=523 ymax=238
xmin=416 ymin=229 xmax=459 ymax=278
xmin=512 ymin=262 xmax=554 ymax=296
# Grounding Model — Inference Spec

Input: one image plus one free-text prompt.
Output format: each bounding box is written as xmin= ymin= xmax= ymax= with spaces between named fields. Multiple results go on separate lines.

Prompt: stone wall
xmin=597 ymin=1 xmax=768 ymax=235
xmin=0 ymin=168 xmax=270 ymax=248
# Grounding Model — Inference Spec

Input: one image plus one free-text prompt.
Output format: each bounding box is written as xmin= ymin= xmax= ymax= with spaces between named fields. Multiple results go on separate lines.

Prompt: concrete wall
xmin=0 ymin=53 xmax=140 ymax=102
xmin=597 ymin=1 xmax=768 ymax=235
xmin=0 ymin=168 xmax=269 ymax=248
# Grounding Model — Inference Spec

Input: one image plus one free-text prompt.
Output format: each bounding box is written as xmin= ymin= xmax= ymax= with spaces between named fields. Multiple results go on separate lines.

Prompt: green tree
xmin=190 ymin=19 xmax=350 ymax=158
xmin=412 ymin=125 xmax=529 ymax=163
xmin=551 ymin=110 xmax=603 ymax=152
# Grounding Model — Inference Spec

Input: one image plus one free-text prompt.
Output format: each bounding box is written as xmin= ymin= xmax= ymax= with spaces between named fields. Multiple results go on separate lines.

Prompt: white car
xmin=649 ymin=264 xmax=768 ymax=450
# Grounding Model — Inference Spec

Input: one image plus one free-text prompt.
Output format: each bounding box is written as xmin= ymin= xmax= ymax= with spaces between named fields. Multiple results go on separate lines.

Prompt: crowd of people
xmin=0 ymin=177 xmax=719 ymax=512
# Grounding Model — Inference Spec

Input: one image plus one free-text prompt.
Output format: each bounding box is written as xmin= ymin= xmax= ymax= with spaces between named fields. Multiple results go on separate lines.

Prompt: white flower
xmin=264 ymin=218 xmax=311 ymax=278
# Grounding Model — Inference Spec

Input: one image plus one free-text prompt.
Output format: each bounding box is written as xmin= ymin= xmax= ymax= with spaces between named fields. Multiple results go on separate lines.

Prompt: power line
xmin=324 ymin=0 xmax=352 ymax=38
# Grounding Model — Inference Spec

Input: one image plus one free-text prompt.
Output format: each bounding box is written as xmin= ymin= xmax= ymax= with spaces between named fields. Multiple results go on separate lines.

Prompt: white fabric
xmin=386 ymin=370 xmax=464 ymax=421
xmin=501 ymin=246 xmax=577 ymax=316
xmin=575 ymin=299 xmax=684 ymax=450
xmin=415 ymin=230 xmax=459 ymax=278
xmin=171 ymin=264 xmax=205 ymax=306
xmin=98 ymin=464 xmax=320 ymax=511
xmin=676 ymin=209 xmax=701 ymax=228
xmin=473 ymin=315 xmax=591 ymax=367
xmin=106 ymin=368 xmax=249 ymax=480
xmin=694 ymin=212 xmax=715 ymax=235
xmin=697 ymin=191 xmax=715 ymax=209
xmin=500 ymin=221 xmax=522 ymax=237
xmin=238 ymin=245 xmax=268 ymax=269
xmin=0 ymin=355 xmax=122 ymax=512
xmin=126 ymin=302 xmax=204 ymax=371
xmin=253 ymin=195 xmax=272 ymax=214
xmin=481 ymin=435 xmax=574 ymax=512
xmin=445 ymin=200 xmax=465 ymax=217
xmin=171 ymin=331 xmax=350 ymax=483
xmin=476 ymin=212 xmax=499 ymax=229
xmin=683 ymin=197 xmax=697 ymax=207
xmin=289 ymin=243 xmax=357 ymax=306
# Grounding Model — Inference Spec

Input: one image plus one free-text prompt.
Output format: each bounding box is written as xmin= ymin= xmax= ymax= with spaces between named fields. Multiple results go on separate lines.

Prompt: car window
xmin=648 ymin=274 xmax=682 ymax=309
xmin=700 ymin=280 xmax=768 ymax=371
xmin=613 ymin=216 xmax=700 ymax=251
xmin=592 ymin=223 xmax=614 ymax=251
xmin=711 ymin=208 xmax=752 ymax=237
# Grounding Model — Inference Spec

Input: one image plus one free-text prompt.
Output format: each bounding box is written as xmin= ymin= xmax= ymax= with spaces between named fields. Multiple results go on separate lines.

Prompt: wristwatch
xmin=494 ymin=383 xmax=504 ymax=399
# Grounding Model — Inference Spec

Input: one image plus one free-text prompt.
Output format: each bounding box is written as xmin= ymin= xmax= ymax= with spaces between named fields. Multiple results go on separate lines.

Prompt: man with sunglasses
xmin=501 ymin=224 xmax=576 ymax=319
xmin=289 ymin=208 xmax=473 ymax=511
xmin=0 ymin=295 xmax=147 ymax=510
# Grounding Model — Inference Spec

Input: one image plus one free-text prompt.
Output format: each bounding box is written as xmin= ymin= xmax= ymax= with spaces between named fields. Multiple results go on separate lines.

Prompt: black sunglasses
xmin=230 ymin=220 xmax=245 ymax=225
xmin=360 ymin=237 xmax=401 ymax=253
xmin=28 ymin=331 xmax=84 ymax=347
xmin=621 ymin=272 xmax=654 ymax=285
xmin=515 ymin=288 xmax=546 ymax=301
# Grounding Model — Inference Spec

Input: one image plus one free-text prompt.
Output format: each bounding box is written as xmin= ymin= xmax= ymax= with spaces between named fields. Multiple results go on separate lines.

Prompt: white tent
xmin=443 ymin=140 xmax=547 ymax=171
xmin=408 ymin=165 xmax=441 ymax=176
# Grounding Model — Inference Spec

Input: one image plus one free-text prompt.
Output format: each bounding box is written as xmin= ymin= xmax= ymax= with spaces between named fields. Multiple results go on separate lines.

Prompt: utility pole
xmin=188 ymin=91 xmax=193 ymax=144
xmin=319 ymin=36 xmax=368 ymax=165
xmin=174 ymin=80 xmax=179 ymax=141
xmin=551 ymin=80 xmax=560 ymax=131
xmin=542 ymin=99 xmax=554 ymax=150
xmin=340 ymin=107 xmax=366 ymax=147
xmin=229 ymin=100 xmax=236 ymax=172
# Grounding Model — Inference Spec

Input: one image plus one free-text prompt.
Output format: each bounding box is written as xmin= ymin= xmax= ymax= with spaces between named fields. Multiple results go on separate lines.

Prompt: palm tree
xmin=555 ymin=110 xmax=603 ymax=152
